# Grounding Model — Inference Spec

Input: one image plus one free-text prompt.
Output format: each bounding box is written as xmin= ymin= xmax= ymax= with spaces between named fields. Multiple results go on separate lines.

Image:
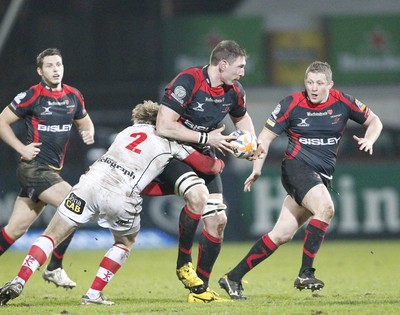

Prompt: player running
xmin=0 ymin=48 xmax=95 ymax=289
xmin=149 ymin=40 xmax=264 ymax=302
xmin=0 ymin=100 xmax=224 ymax=306
xmin=219 ymin=61 xmax=383 ymax=299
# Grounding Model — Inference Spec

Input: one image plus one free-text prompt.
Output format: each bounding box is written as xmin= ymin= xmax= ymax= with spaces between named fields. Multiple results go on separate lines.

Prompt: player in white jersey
xmin=0 ymin=100 xmax=224 ymax=306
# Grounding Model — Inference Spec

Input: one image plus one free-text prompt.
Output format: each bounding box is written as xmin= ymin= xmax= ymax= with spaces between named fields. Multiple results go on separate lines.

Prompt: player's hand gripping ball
xmin=229 ymin=130 xmax=257 ymax=159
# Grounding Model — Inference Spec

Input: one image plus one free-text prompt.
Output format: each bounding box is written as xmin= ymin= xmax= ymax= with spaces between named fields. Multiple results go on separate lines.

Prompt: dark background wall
xmin=0 ymin=0 xmax=398 ymax=241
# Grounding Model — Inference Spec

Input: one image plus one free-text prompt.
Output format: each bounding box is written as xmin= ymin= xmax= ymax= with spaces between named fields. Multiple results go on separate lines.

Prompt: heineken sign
xmin=241 ymin=163 xmax=400 ymax=238
xmin=327 ymin=15 xmax=400 ymax=84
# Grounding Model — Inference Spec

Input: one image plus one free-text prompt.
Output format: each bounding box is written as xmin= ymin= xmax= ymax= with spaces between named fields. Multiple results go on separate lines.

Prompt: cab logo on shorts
xmin=64 ymin=192 xmax=86 ymax=214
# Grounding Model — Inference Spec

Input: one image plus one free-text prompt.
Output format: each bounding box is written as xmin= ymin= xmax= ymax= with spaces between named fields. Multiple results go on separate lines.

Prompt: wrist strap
xmin=198 ymin=132 xmax=208 ymax=145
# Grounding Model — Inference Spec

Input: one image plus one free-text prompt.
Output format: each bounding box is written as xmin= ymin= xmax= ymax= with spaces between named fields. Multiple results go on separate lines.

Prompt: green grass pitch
xmin=0 ymin=240 xmax=399 ymax=314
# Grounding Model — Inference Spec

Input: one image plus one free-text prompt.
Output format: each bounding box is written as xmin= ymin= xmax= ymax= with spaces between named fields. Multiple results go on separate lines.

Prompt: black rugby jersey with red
xmin=265 ymin=88 xmax=370 ymax=177
xmin=9 ymin=81 xmax=88 ymax=169
xmin=161 ymin=65 xmax=247 ymax=132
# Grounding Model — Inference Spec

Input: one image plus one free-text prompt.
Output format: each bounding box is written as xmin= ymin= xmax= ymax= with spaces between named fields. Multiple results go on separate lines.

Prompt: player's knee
xmin=202 ymin=199 xmax=227 ymax=220
xmin=4 ymin=223 xmax=29 ymax=240
xmin=318 ymin=203 xmax=335 ymax=223
xmin=184 ymin=185 xmax=209 ymax=215
xmin=174 ymin=171 xmax=206 ymax=198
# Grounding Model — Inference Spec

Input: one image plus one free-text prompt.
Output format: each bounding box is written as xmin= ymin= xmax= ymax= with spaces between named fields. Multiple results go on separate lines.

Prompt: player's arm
xmin=74 ymin=114 xmax=95 ymax=145
xmin=156 ymin=105 xmax=236 ymax=154
xmin=183 ymin=150 xmax=224 ymax=175
xmin=0 ymin=106 xmax=41 ymax=160
xmin=231 ymin=112 xmax=265 ymax=160
xmin=352 ymin=109 xmax=383 ymax=155
xmin=244 ymin=128 xmax=277 ymax=192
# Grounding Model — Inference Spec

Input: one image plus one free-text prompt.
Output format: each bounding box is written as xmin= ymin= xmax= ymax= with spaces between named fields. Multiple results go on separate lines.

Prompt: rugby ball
xmin=229 ymin=130 xmax=257 ymax=159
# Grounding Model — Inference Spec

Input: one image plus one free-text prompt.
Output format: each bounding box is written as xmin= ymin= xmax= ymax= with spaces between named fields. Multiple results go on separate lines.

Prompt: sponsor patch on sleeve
xmin=266 ymin=118 xmax=276 ymax=127
xmin=355 ymin=99 xmax=366 ymax=111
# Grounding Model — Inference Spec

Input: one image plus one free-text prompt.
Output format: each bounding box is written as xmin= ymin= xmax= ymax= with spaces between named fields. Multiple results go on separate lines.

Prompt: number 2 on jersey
xmin=125 ymin=132 xmax=147 ymax=154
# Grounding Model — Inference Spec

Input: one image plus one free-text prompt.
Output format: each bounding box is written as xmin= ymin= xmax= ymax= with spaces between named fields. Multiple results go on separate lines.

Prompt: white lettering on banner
xmin=250 ymin=177 xmax=287 ymax=235
xmin=362 ymin=188 xmax=400 ymax=233
xmin=249 ymin=174 xmax=400 ymax=236
xmin=336 ymin=176 xmax=359 ymax=233
xmin=339 ymin=53 xmax=400 ymax=71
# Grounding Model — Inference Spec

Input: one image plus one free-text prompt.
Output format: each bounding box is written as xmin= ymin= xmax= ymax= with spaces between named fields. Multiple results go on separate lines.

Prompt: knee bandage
xmin=174 ymin=171 xmax=205 ymax=198
xmin=202 ymin=199 xmax=227 ymax=219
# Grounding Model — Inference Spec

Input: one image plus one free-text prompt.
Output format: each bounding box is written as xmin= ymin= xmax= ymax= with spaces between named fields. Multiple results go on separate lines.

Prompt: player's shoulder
xmin=279 ymin=91 xmax=306 ymax=109
xmin=62 ymin=83 xmax=83 ymax=98
xmin=11 ymin=83 xmax=42 ymax=105
xmin=330 ymin=88 xmax=355 ymax=103
xmin=232 ymin=80 xmax=245 ymax=94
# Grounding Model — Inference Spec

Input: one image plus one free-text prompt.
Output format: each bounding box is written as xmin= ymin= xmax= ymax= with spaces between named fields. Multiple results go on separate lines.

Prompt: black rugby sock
xmin=0 ymin=228 xmax=14 ymax=255
xmin=299 ymin=218 xmax=328 ymax=274
xmin=228 ymin=234 xmax=277 ymax=282
xmin=196 ymin=229 xmax=222 ymax=288
xmin=177 ymin=205 xmax=201 ymax=269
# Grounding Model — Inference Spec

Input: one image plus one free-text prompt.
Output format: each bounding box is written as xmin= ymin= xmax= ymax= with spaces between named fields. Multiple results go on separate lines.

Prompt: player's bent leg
xmin=186 ymin=199 xmax=227 ymax=302
xmin=4 ymin=197 xmax=46 ymax=241
xmin=82 ymin=231 xmax=136 ymax=305
xmin=41 ymin=211 xmax=78 ymax=289
xmin=175 ymin=173 xmax=208 ymax=290
xmin=39 ymin=182 xmax=78 ymax=289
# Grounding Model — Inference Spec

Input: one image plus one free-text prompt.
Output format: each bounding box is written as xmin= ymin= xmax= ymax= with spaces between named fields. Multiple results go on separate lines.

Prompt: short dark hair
xmin=209 ymin=40 xmax=247 ymax=65
xmin=36 ymin=48 xmax=62 ymax=68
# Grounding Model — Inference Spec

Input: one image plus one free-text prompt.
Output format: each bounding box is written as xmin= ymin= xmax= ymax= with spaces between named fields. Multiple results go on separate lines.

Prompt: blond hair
xmin=305 ymin=61 xmax=333 ymax=82
xmin=131 ymin=100 xmax=160 ymax=125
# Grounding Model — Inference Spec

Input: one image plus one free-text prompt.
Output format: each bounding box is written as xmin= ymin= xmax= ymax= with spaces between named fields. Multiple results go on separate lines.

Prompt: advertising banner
xmin=269 ymin=31 xmax=325 ymax=85
xmin=161 ymin=15 xmax=266 ymax=86
xmin=327 ymin=15 xmax=400 ymax=84
xmin=230 ymin=163 xmax=400 ymax=239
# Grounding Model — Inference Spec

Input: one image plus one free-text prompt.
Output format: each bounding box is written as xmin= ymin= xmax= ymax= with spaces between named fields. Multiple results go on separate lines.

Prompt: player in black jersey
xmin=0 ymin=48 xmax=95 ymax=289
xmin=218 ymin=61 xmax=383 ymax=299
xmin=149 ymin=40 xmax=264 ymax=303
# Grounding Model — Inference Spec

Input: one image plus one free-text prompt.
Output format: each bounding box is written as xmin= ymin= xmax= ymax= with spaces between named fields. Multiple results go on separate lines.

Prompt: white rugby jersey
xmin=84 ymin=124 xmax=194 ymax=196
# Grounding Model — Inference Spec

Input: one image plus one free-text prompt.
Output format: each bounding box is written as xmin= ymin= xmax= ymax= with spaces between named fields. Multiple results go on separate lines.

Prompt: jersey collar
xmin=40 ymin=80 xmax=63 ymax=92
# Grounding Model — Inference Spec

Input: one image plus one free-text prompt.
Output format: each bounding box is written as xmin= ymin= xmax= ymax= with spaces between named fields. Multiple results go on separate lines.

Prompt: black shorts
xmin=156 ymin=149 xmax=223 ymax=195
xmin=281 ymin=158 xmax=330 ymax=206
xmin=17 ymin=160 xmax=64 ymax=203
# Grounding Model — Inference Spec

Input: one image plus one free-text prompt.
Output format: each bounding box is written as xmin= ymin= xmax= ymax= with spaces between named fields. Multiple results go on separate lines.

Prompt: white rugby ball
xmin=229 ymin=130 xmax=257 ymax=159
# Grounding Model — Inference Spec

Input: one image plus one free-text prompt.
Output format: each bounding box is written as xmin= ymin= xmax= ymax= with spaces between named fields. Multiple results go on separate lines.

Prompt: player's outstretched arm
xmin=244 ymin=128 xmax=277 ymax=192
xmin=352 ymin=110 xmax=382 ymax=155
xmin=183 ymin=150 xmax=224 ymax=175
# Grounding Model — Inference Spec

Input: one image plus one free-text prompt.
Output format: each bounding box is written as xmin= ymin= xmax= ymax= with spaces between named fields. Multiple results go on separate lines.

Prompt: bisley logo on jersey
xmin=299 ymin=136 xmax=341 ymax=145
xmin=183 ymin=119 xmax=208 ymax=132
xmin=38 ymin=124 xmax=72 ymax=132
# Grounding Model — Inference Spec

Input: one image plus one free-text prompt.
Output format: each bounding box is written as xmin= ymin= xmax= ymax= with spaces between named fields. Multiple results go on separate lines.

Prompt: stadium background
xmin=0 ymin=0 xmax=399 ymax=250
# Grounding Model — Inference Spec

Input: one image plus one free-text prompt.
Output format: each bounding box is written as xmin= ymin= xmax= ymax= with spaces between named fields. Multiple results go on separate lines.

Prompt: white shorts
xmin=58 ymin=175 xmax=141 ymax=236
